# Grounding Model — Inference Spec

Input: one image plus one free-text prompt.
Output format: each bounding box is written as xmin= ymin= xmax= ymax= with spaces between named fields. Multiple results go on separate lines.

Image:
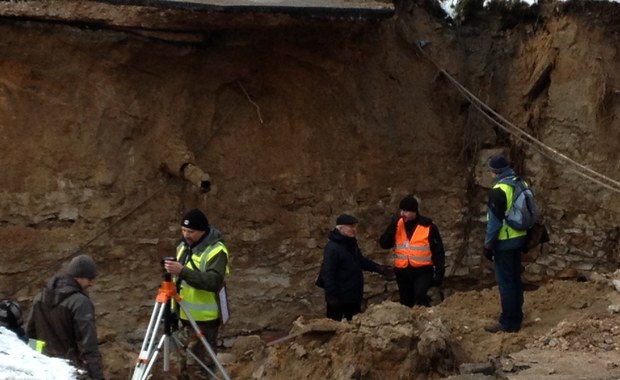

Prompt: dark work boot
xmin=484 ymin=322 xmax=519 ymax=333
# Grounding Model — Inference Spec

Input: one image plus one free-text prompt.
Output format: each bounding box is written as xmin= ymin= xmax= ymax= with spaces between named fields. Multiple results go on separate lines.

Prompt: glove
xmin=483 ymin=246 xmax=494 ymax=262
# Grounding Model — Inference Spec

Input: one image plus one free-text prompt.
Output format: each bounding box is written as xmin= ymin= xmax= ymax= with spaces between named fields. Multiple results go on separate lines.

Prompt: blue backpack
xmin=499 ymin=176 xmax=539 ymax=230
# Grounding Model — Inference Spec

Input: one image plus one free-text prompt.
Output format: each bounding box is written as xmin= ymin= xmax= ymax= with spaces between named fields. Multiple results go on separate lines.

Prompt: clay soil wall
xmin=0 ymin=1 xmax=619 ymax=378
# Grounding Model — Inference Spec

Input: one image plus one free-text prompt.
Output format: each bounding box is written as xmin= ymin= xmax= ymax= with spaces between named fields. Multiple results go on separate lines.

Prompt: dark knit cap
xmin=336 ymin=214 xmax=358 ymax=225
xmin=181 ymin=208 xmax=209 ymax=231
xmin=489 ymin=154 xmax=510 ymax=174
xmin=399 ymin=195 xmax=419 ymax=212
xmin=66 ymin=254 xmax=98 ymax=279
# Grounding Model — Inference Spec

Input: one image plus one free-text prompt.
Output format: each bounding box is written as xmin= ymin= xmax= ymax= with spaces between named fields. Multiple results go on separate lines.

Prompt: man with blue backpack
xmin=483 ymin=154 xmax=538 ymax=333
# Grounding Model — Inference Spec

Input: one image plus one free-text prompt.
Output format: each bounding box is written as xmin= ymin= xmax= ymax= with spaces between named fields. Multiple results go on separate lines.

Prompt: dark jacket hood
xmin=41 ymin=274 xmax=83 ymax=308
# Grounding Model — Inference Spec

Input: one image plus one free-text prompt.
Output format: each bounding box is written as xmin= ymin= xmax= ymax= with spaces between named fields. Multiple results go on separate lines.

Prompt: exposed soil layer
xmin=0 ymin=0 xmax=619 ymax=379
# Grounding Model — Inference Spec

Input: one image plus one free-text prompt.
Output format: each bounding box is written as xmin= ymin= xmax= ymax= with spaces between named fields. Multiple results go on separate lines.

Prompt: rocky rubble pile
xmin=528 ymin=318 xmax=620 ymax=352
xmin=226 ymin=302 xmax=460 ymax=379
xmin=223 ymin=276 xmax=620 ymax=380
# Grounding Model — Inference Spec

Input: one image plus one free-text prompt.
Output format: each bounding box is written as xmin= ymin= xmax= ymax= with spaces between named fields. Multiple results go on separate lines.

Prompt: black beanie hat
xmin=66 ymin=254 xmax=98 ymax=279
xmin=399 ymin=195 xmax=419 ymax=212
xmin=181 ymin=208 xmax=209 ymax=231
xmin=489 ymin=154 xmax=510 ymax=174
xmin=336 ymin=214 xmax=359 ymax=225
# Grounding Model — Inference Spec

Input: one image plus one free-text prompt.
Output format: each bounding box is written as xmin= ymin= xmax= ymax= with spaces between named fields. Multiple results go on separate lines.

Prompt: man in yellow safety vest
xmin=483 ymin=154 xmax=528 ymax=333
xmin=163 ymin=208 xmax=230 ymax=379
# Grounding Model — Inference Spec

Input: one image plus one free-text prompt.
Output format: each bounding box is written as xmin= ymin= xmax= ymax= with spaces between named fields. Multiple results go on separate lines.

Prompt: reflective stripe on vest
xmin=176 ymin=242 xmax=230 ymax=321
xmin=492 ymin=182 xmax=528 ymax=240
xmin=392 ymin=220 xmax=433 ymax=268
xmin=28 ymin=338 xmax=46 ymax=353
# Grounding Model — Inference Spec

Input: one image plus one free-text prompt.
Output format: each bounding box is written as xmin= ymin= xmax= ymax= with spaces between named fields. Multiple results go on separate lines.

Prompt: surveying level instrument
xmin=131 ymin=257 xmax=231 ymax=380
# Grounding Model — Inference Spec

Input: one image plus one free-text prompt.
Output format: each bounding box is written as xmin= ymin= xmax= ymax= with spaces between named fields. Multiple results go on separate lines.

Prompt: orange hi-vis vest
xmin=393 ymin=219 xmax=433 ymax=268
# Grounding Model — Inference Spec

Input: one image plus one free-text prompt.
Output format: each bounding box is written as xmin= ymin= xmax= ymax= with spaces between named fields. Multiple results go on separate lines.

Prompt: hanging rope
xmin=414 ymin=43 xmax=620 ymax=194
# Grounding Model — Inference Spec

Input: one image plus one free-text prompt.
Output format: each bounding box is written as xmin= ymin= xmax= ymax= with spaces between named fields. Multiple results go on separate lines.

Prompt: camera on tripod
xmin=160 ymin=256 xmax=176 ymax=269
xmin=160 ymin=256 xmax=176 ymax=281
xmin=132 ymin=256 xmax=230 ymax=380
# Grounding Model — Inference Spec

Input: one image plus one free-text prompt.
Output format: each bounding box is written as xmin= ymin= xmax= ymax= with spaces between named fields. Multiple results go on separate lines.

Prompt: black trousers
xmin=326 ymin=302 xmax=361 ymax=321
xmin=494 ymin=248 xmax=524 ymax=331
xmin=395 ymin=266 xmax=434 ymax=307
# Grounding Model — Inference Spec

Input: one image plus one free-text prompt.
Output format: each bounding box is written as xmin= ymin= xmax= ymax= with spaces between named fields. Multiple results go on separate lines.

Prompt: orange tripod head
xmin=156 ymin=279 xmax=182 ymax=304
xmin=157 ymin=256 xmax=182 ymax=304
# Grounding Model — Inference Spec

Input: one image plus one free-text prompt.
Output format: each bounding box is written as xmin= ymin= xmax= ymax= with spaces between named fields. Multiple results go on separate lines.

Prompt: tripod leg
xmin=164 ymin=336 xmax=170 ymax=372
xmin=172 ymin=334 xmax=218 ymax=379
xmin=177 ymin=301 xmax=231 ymax=380
xmin=136 ymin=334 xmax=168 ymax=380
xmin=132 ymin=302 xmax=167 ymax=380
xmin=134 ymin=318 xmax=184 ymax=380
xmin=137 ymin=302 xmax=165 ymax=357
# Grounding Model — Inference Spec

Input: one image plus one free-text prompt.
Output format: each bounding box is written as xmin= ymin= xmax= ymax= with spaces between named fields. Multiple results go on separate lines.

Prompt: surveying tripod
xmin=131 ymin=264 xmax=231 ymax=380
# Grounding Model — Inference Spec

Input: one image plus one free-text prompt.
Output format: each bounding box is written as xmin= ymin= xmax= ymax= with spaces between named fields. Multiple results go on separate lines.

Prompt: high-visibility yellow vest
xmin=28 ymin=338 xmax=46 ymax=353
xmin=176 ymin=242 xmax=230 ymax=321
xmin=493 ymin=182 xmax=528 ymax=240
xmin=393 ymin=220 xmax=433 ymax=268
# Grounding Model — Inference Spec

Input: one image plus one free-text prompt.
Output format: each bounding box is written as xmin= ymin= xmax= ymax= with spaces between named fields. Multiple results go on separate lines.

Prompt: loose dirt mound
xmin=222 ymin=277 xmax=620 ymax=380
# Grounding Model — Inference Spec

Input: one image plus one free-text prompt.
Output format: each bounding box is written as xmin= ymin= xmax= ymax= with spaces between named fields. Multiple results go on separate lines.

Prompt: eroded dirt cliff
xmin=1 ymin=0 xmax=619 ymax=379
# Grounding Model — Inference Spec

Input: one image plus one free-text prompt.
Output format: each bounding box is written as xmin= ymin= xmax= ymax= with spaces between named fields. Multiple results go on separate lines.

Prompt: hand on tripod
xmin=164 ymin=260 xmax=183 ymax=276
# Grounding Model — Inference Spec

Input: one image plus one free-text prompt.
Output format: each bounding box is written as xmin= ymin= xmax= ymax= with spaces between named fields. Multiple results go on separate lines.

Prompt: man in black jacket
xmin=26 ymin=254 xmax=105 ymax=380
xmin=317 ymin=214 xmax=386 ymax=321
xmin=379 ymin=195 xmax=445 ymax=307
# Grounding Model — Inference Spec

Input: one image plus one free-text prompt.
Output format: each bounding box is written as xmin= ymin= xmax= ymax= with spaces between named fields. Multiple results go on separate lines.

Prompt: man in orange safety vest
xmin=379 ymin=195 xmax=445 ymax=307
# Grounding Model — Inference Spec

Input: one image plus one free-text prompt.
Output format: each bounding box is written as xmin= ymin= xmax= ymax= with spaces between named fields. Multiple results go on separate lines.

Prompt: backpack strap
xmin=498 ymin=176 xmax=522 ymax=186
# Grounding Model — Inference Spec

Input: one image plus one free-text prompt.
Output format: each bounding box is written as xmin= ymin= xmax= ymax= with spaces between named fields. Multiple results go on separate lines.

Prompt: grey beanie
xmin=66 ymin=254 xmax=98 ymax=279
